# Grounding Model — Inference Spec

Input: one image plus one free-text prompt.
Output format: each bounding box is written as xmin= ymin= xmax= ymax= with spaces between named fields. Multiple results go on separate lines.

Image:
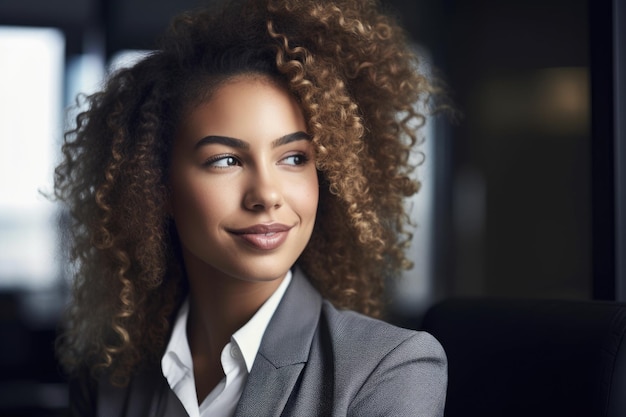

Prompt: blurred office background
xmin=0 ymin=0 xmax=623 ymax=415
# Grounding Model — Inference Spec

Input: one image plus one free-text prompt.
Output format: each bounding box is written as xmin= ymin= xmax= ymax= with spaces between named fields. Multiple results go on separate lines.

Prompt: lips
xmin=228 ymin=223 xmax=293 ymax=250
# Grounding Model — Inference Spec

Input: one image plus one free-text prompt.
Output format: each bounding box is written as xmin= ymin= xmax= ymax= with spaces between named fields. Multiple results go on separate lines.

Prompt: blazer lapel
xmin=234 ymin=268 xmax=322 ymax=417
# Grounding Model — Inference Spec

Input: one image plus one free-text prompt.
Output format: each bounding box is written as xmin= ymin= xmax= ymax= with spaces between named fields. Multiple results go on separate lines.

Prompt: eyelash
xmin=281 ymin=153 xmax=309 ymax=166
xmin=202 ymin=153 xmax=241 ymax=168
xmin=202 ymin=152 xmax=310 ymax=168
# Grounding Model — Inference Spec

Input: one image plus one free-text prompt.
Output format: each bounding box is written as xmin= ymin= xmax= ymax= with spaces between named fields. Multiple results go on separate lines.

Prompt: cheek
xmin=171 ymin=176 xmax=231 ymax=225
xmin=293 ymin=171 xmax=319 ymax=220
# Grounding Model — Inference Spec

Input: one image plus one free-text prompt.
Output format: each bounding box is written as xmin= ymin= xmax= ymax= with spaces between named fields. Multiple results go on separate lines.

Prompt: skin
xmin=168 ymin=74 xmax=319 ymax=401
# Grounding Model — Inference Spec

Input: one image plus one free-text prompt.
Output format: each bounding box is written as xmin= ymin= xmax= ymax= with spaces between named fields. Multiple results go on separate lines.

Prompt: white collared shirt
xmin=161 ymin=271 xmax=292 ymax=417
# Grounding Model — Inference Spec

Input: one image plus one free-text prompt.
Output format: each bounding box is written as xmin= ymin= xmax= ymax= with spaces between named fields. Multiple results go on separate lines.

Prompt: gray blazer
xmin=70 ymin=269 xmax=447 ymax=416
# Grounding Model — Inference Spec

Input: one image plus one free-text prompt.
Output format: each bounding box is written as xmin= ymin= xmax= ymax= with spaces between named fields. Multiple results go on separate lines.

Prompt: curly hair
xmin=54 ymin=0 xmax=436 ymax=385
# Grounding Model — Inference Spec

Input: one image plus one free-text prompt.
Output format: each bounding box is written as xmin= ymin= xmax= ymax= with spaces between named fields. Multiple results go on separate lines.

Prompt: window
xmin=0 ymin=27 xmax=64 ymax=290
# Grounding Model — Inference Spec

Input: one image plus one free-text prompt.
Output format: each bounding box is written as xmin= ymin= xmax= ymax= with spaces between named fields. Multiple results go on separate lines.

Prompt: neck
xmin=182 ymin=253 xmax=286 ymax=361
xmin=187 ymin=274 xmax=285 ymax=356
xmin=182 ymin=254 xmax=286 ymax=402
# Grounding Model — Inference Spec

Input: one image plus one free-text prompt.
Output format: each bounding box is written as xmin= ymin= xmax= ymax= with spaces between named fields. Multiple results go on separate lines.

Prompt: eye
xmin=280 ymin=153 xmax=309 ymax=166
xmin=204 ymin=154 xmax=241 ymax=168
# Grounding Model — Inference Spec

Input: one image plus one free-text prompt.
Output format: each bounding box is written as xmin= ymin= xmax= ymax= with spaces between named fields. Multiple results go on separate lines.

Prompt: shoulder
xmin=67 ymin=367 xmax=98 ymax=417
xmin=321 ymin=300 xmax=446 ymax=362
xmin=320 ymin=301 xmax=448 ymax=416
xmin=67 ymin=364 xmax=182 ymax=417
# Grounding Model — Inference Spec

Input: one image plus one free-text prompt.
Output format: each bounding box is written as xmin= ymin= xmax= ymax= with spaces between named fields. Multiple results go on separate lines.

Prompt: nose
xmin=243 ymin=169 xmax=284 ymax=211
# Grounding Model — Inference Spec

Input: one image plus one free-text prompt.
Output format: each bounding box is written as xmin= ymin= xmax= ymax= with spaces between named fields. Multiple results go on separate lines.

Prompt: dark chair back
xmin=422 ymin=298 xmax=626 ymax=417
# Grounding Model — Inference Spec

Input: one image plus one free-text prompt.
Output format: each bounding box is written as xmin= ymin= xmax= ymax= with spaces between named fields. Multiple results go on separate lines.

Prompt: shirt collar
xmin=161 ymin=299 xmax=193 ymax=390
xmin=161 ymin=270 xmax=293 ymax=385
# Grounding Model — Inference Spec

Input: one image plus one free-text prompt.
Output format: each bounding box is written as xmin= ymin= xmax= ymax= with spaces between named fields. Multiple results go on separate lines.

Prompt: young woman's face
xmin=169 ymin=75 xmax=318 ymax=283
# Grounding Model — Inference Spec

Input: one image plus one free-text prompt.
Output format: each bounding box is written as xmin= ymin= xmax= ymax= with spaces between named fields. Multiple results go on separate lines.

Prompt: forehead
xmin=176 ymin=74 xmax=307 ymax=144
xmin=209 ymin=74 xmax=293 ymax=110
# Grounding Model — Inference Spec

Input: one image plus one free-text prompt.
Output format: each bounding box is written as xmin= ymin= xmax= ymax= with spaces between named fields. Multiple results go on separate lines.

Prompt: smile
xmin=228 ymin=223 xmax=294 ymax=250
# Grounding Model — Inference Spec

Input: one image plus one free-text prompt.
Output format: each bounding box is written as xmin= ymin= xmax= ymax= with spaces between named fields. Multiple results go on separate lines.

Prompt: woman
xmin=55 ymin=0 xmax=447 ymax=415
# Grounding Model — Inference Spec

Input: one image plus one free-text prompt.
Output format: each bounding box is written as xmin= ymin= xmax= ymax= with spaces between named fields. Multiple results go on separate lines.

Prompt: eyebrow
xmin=194 ymin=131 xmax=311 ymax=150
xmin=271 ymin=131 xmax=311 ymax=148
